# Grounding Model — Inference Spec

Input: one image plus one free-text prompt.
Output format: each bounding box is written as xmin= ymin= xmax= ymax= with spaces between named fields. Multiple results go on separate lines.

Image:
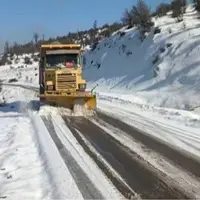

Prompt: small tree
xmin=180 ymin=0 xmax=187 ymax=13
xmin=131 ymin=0 xmax=154 ymax=30
xmin=121 ymin=8 xmax=134 ymax=27
xmin=33 ymin=32 xmax=39 ymax=52
xmin=4 ymin=41 xmax=9 ymax=55
xmin=155 ymin=3 xmax=171 ymax=17
xmin=171 ymin=0 xmax=187 ymax=22
xmin=91 ymin=20 xmax=98 ymax=43
xmin=93 ymin=20 xmax=97 ymax=30
xmin=13 ymin=42 xmax=19 ymax=57
xmin=171 ymin=0 xmax=182 ymax=21
xmin=102 ymin=28 xmax=111 ymax=37
xmin=42 ymin=34 xmax=45 ymax=42
xmin=193 ymin=0 xmax=200 ymax=13
xmin=0 ymin=54 xmax=7 ymax=66
xmin=33 ymin=32 xmax=39 ymax=44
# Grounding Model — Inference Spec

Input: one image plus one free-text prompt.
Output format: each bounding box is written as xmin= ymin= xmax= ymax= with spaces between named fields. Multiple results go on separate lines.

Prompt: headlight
xmin=47 ymin=85 xmax=54 ymax=90
xmin=78 ymin=83 xmax=86 ymax=89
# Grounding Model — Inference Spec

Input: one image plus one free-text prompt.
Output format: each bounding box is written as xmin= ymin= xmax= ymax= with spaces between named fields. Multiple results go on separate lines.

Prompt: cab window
xmin=45 ymin=53 xmax=78 ymax=68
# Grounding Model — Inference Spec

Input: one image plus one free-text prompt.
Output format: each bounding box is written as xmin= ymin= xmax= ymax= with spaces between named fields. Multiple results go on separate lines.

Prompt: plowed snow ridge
xmin=0 ymin=86 xmax=84 ymax=199
xmin=0 ymin=86 xmax=53 ymax=199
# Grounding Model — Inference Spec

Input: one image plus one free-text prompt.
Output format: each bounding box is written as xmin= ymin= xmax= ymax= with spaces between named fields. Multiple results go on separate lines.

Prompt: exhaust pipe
xmin=91 ymin=84 xmax=99 ymax=93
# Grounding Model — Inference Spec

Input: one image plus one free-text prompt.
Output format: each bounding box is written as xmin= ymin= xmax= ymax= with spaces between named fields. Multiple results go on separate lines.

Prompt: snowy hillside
xmin=0 ymin=54 xmax=39 ymax=87
xmin=83 ymin=5 xmax=200 ymax=111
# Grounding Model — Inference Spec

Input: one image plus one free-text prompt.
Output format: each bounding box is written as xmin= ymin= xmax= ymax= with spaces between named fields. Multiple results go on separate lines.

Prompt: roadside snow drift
xmin=83 ymin=5 xmax=200 ymax=111
xmin=0 ymin=86 xmax=53 ymax=199
xmin=0 ymin=86 xmax=84 ymax=199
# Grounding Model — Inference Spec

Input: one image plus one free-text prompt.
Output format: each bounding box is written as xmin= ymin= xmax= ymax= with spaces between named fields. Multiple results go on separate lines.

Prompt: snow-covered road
xmin=97 ymin=93 xmax=200 ymax=160
xmin=1 ymin=82 xmax=200 ymax=199
xmin=42 ymin=114 xmax=123 ymax=199
xmin=0 ymin=84 xmax=125 ymax=199
xmin=63 ymin=113 xmax=200 ymax=199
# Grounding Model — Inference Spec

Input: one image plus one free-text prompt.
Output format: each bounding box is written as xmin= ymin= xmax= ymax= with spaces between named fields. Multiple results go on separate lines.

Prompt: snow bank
xmin=29 ymin=111 xmax=84 ymax=199
xmin=0 ymin=113 xmax=52 ymax=199
xmin=83 ymin=5 xmax=200 ymax=111
xmin=0 ymin=85 xmax=83 ymax=199
xmin=0 ymin=86 xmax=53 ymax=199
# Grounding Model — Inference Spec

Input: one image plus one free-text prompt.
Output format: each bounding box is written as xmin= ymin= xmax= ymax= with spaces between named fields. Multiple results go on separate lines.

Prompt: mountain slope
xmin=83 ymin=5 xmax=200 ymax=111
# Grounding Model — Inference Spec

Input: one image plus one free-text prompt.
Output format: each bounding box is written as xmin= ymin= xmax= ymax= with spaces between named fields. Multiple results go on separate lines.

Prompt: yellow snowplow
xmin=38 ymin=43 xmax=96 ymax=111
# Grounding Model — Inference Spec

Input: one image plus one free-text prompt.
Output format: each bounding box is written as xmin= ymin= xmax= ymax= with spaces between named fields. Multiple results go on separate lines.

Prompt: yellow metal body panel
xmin=44 ymin=67 xmax=86 ymax=91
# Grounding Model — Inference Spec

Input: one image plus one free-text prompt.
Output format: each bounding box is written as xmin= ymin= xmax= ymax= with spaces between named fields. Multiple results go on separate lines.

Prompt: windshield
xmin=46 ymin=53 xmax=78 ymax=68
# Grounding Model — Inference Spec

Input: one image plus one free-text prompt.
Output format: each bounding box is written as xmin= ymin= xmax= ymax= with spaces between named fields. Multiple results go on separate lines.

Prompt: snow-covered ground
xmin=0 ymin=54 xmax=39 ymax=87
xmin=0 ymin=4 xmax=200 ymax=197
xmin=0 ymin=86 xmax=54 ymax=199
xmin=83 ymin=5 xmax=200 ymax=112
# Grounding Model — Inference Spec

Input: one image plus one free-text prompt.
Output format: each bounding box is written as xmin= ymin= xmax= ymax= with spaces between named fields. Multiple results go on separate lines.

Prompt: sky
xmin=0 ymin=0 xmax=172 ymax=51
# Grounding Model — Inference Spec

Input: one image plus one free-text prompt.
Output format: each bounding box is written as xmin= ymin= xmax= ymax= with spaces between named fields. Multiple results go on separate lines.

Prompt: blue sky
xmin=0 ymin=0 xmax=172 ymax=50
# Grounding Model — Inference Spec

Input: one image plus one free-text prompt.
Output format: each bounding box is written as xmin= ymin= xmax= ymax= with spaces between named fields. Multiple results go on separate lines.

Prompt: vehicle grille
xmin=57 ymin=73 xmax=76 ymax=90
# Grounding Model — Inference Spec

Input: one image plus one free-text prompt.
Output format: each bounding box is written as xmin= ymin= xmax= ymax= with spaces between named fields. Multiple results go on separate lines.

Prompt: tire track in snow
xmin=41 ymin=115 xmax=104 ymax=200
xmin=62 ymin=116 xmax=136 ymax=200
xmin=91 ymin=114 xmax=200 ymax=198
xmin=96 ymin=111 xmax=200 ymax=178
xmin=63 ymin=116 xmax=190 ymax=199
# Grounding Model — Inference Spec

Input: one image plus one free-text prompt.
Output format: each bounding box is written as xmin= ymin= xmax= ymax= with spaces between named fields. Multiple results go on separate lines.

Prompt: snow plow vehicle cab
xmin=39 ymin=43 xmax=96 ymax=111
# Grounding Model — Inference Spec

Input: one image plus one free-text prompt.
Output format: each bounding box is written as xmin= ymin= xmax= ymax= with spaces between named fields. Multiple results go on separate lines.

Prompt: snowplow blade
xmin=39 ymin=92 xmax=96 ymax=110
